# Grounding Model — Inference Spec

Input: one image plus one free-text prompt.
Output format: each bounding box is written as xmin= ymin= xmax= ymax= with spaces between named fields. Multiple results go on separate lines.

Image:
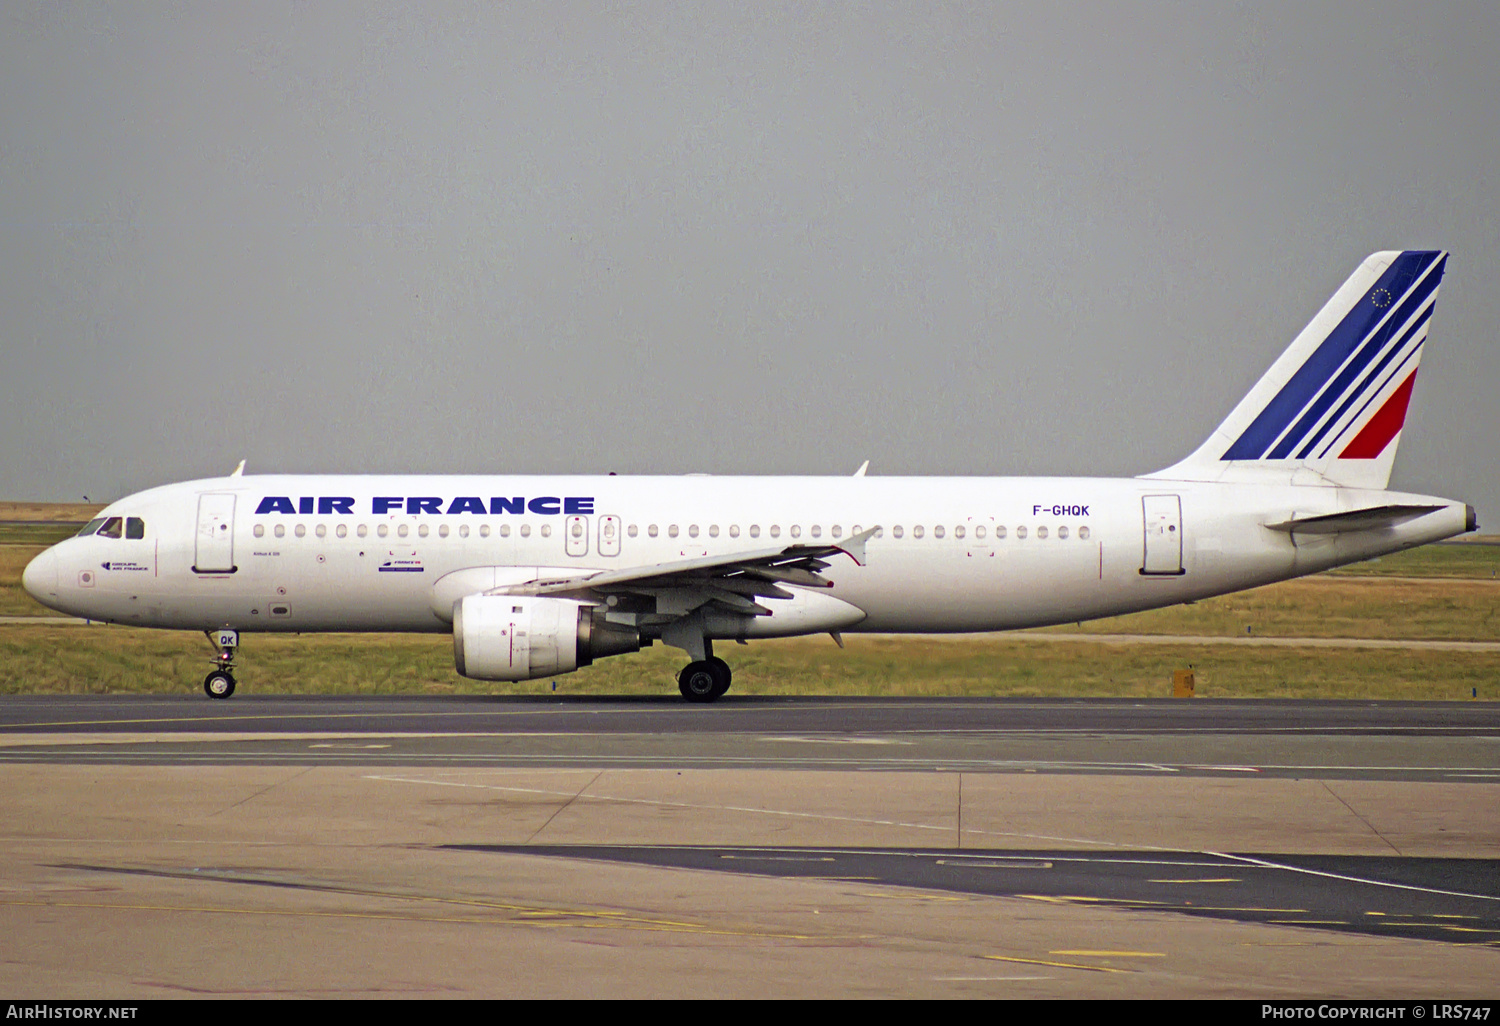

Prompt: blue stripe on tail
xmin=1275 ymin=256 xmax=1445 ymax=459
xmin=1221 ymin=250 xmax=1443 ymax=461
xmin=1298 ymin=301 xmax=1435 ymax=459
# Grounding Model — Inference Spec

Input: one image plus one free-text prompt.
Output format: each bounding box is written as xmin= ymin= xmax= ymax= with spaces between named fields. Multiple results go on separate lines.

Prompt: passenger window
xmin=892 ymin=526 xmax=903 ymax=539
xmin=126 ymin=517 xmax=145 ymax=539
xmin=480 ymin=524 xmax=491 ymax=538
xmin=357 ymin=524 xmax=368 ymax=538
xmin=77 ymin=518 xmax=106 ymax=537
xmin=499 ymin=524 xmax=510 ymax=537
xmin=709 ymin=525 xmax=719 ymax=538
xmin=995 ymin=525 xmax=1006 ymax=539
xmin=688 ymin=525 xmax=699 ymax=538
xmin=770 ymin=525 xmax=780 ymax=538
xmin=912 ymin=525 xmax=923 ymax=539
xmin=831 ymin=525 xmax=842 ymax=538
xmin=668 ymin=525 xmax=679 ymax=538
xmin=810 ymin=525 xmax=821 ymax=538
xmin=438 ymin=524 xmax=449 ymax=538
xmin=1079 ymin=526 xmax=1091 ymax=540
xmin=1017 ymin=526 xmax=1028 ymax=539
xmin=316 ymin=524 xmax=326 ymax=538
xmin=648 ymin=525 xmax=659 ymax=538
xmin=98 ymin=517 xmax=123 ymax=539
xmin=570 ymin=521 xmax=583 ymax=538
xmin=1058 ymin=525 xmax=1069 ymax=539
xmin=729 ymin=525 xmax=739 ymax=538
xmin=459 ymin=524 xmax=469 ymax=538
xmin=790 ymin=525 xmax=801 ymax=539
xmin=397 ymin=524 xmax=408 ymax=538
xmin=749 ymin=525 xmax=760 ymax=538
xmin=418 ymin=524 xmax=429 ymax=538
xmin=933 ymin=525 xmax=944 ymax=539
xmin=254 ymin=524 xmax=265 ymax=538
xmin=541 ymin=524 xmax=551 ymax=538
xmin=953 ymin=525 xmax=963 ymax=539
xmin=520 ymin=524 xmax=531 ymax=538
xmin=628 ymin=525 xmax=639 ymax=537
xmin=336 ymin=524 xmax=348 ymax=539
xmin=274 ymin=524 xmax=286 ymax=538
xmin=295 ymin=524 xmax=306 ymax=538
xmin=377 ymin=525 xmax=389 ymax=538
xmin=1037 ymin=526 xmax=1048 ymax=539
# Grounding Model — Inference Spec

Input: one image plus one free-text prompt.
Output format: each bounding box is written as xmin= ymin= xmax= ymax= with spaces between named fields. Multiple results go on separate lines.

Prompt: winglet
xmin=853 ymin=460 xmax=869 ymax=477
xmin=835 ymin=526 xmax=880 ymax=566
xmin=230 ymin=460 xmax=246 ymax=478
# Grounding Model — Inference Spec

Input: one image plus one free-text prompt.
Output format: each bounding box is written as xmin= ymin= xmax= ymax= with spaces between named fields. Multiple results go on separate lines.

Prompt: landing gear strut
xmin=678 ymin=656 xmax=731 ymax=702
xmin=203 ymin=628 xmax=239 ymax=699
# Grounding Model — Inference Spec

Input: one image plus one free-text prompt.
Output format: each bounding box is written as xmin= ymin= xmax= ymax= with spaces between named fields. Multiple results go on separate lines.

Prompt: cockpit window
xmin=77 ymin=518 xmax=106 ymax=537
xmin=96 ymin=517 xmax=123 ymax=539
xmin=125 ymin=517 xmax=145 ymax=539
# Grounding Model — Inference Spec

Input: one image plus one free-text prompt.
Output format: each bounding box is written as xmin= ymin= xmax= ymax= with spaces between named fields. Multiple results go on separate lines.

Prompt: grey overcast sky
xmin=3 ymin=3 xmax=1497 ymax=521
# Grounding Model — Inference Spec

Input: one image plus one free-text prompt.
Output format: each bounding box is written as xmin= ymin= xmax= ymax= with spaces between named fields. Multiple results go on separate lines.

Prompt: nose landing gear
xmin=203 ymin=628 xmax=239 ymax=699
xmin=203 ymin=668 xmax=236 ymax=699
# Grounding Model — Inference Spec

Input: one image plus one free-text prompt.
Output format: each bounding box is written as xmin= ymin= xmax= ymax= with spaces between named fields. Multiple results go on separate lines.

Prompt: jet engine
xmin=452 ymin=594 xmax=643 ymax=681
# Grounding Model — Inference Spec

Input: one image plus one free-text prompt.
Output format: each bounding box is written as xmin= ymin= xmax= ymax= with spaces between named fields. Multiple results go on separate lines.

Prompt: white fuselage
xmin=22 ymin=473 xmax=1472 ymax=637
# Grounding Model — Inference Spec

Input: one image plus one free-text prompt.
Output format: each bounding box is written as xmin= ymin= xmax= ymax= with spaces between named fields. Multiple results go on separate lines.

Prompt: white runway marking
xmin=1206 ymin=852 xmax=1500 ymax=903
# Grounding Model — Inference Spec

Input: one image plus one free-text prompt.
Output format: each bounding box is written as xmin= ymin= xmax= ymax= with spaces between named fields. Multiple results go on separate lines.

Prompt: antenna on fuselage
xmin=853 ymin=460 xmax=869 ymax=477
xmin=230 ymin=460 xmax=246 ymax=478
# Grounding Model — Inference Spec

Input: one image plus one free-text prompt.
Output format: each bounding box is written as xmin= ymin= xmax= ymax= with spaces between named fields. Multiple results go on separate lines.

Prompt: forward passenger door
xmin=194 ymin=494 xmax=237 ymax=573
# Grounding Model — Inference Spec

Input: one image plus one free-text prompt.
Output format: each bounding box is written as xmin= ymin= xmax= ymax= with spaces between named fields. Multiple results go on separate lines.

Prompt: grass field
xmin=0 ymin=626 xmax=1495 ymax=701
xmin=0 ymin=502 xmax=104 ymax=522
xmin=3 ymin=504 xmax=1495 ymax=700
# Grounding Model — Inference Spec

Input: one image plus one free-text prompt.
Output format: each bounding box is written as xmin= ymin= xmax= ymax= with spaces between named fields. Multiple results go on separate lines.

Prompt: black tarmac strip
xmin=448 ymin=843 xmax=1500 ymax=946
xmin=2 ymin=694 xmax=1499 ymax=735
xmin=2 ymin=695 xmax=1497 ymax=780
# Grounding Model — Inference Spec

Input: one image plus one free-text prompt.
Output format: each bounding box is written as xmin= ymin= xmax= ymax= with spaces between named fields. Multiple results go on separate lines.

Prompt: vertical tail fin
xmin=1147 ymin=250 xmax=1447 ymax=490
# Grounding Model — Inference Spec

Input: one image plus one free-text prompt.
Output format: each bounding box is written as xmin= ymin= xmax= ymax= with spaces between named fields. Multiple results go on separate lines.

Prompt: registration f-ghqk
xmin=22 ymin=251 xmax=1477 ymax=700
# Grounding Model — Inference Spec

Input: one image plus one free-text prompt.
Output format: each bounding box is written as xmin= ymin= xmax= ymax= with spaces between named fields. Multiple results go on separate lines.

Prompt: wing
xmin=488 ymin=527 xmax=879 ymax=621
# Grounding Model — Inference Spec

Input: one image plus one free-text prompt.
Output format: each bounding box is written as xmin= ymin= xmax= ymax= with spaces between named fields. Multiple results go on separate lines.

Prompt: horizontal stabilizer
xmin=1262 ymin=504 xmax=1445 ymax=535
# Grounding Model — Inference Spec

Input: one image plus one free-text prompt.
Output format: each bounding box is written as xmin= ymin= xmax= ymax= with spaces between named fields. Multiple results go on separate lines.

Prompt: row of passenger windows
xmin=251 ymin=521 xmax=1093 ymax=542
xmin=77 ymin=517 xmax=145 ymax=539
xmin=254 ymin=522 xmax=551 ymax=539
xmin=625 ymin=523 xmax=1092 ymax=541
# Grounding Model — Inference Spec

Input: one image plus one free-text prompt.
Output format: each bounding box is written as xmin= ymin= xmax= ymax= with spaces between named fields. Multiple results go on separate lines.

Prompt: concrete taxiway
xmin=1 ymin=696 xmax=1496 ymax=998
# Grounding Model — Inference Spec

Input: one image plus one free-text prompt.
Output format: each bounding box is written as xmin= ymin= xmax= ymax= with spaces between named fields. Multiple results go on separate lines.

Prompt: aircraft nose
xmin=22 ymin=547 xmax=58 ymax=603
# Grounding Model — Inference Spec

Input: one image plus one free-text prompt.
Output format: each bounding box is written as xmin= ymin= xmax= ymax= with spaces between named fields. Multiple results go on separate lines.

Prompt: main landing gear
xmin=677 ymin=656 xmax=731 ymax=703
xmin=203 ymin=628 xmax=239 ymax=699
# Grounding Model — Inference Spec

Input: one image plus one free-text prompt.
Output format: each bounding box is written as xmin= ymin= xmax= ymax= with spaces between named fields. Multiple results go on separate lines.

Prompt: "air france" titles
xmin=254 ymin=496 xmax=595 ymax=516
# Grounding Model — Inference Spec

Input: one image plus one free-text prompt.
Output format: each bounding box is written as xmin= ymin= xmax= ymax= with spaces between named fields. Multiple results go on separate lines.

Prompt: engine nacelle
xmin=452 ymin=594 xmax=643 ymax=681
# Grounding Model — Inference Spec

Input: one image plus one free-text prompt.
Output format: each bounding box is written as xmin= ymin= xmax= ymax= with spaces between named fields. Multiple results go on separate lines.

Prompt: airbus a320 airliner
xmin=22 ymin=250 xmax=1477 ymax=701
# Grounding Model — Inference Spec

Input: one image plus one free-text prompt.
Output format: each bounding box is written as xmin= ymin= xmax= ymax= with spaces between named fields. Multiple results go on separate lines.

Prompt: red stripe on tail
xmin=1339 ymin=371 xmax=1418 ymax=460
